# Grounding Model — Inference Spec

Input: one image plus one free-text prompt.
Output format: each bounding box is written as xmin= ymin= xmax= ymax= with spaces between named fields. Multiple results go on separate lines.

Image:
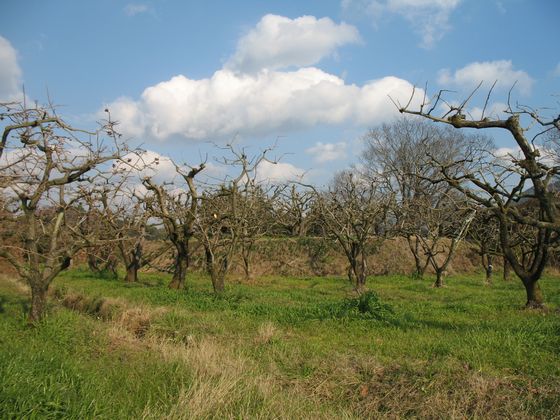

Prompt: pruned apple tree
xmin=397 ymin=84 xmax=560 ymax=307
xmin=0 ymin=102 xmax=132 ymax=322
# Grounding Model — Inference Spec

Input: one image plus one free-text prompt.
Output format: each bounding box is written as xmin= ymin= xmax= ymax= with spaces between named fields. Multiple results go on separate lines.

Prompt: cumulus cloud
xmin=104 ymin=13 xmax=421 ymax=142
xmin=0 ymin=35 xmax=22 ymax=101
xmin=345 ymin=0 xmax=460 ymax=48
xmin=255 ymin=160 xmax=305 ymax=183
xmin=107 ymin=97 xmax=148 ymax=138
xmin=438 ymin=60 xmax=534 ymax=95
xmin=226 ymin=14 xmax=360 ymax=73
xmin=107 ymin=69 xmax=418 ymax=140
xmin=124 ymin=3 xmax=149 ymax=16
xmin=306 ymin=142 xmax=347 ymax=163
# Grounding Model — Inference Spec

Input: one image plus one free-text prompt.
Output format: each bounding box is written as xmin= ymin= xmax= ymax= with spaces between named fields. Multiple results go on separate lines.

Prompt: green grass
xmin=1 ymin=270 xmax=560 ymax=418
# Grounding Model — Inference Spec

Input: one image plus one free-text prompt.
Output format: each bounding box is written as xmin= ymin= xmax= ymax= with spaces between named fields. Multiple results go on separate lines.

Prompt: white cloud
xmin=124 ymin=3 xmax=149 ymax=16
xmin=0 ymin=35 xmax=22 ymax=101
xmin=468 ymin=101 xmax=507 ymax=120
xmin=104 ymin=14 xmax=422 ymax=142
xmin=346 ymin=0 xmax=460 ymax=48
xmin=116 ymin=150 xmax=177 ymax=183
xmin=106 ymin=68 xmax=419 ymax=140
xmin=494 ymin=146 xmax=519 ymax=159
xmin=255 ymin=160 xmax=305 ymax=183
xmin=113 ymin=150 xmax=228 ymax=197
xmin=226 ymin=14 xmax=360 ymax=73
xmin=306 ymin=142 xmax=347 ymax=163
xmin=494 ymin=145 xmax=557 ymax=167
xmin=106 ymin=97 xmax=147 ymax=138
xmin=438 ymin=60 xmax=534 ymax=95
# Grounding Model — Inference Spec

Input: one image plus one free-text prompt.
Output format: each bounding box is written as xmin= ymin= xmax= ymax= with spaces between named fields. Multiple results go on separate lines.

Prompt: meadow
xmin=1 ymin=270 xmax=559 ymax=419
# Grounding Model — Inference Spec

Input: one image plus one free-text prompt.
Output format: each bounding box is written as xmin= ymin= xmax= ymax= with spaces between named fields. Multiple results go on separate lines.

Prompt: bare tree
xmin=193 ymin=146 xmax=274 ymax=293
xmin=397 ymin=84 xmax=560 ymax=307
xmin=361 ymin=117 xmax=481 ymax=280
xmin=94 ymin=183 xmax=169 ymax=283
xmin=274 ymin=185 xmax=315 ymax=237
xmin=467 ymin=209 xmax=501 ymax=284
xmin=236 ymin=183 xmax=277 ymax=280
xmin=82 ymin=208 xmax=119 ymax=278
xmin=412 ymin=192 xmax=476 ymax=287
xmin=143 ymin=163 xmax=205 ymax=289
xmin=312 ymin=170 xmax=389 ymax=291
xmin=0 ymin=102 xmax=129 ymax=322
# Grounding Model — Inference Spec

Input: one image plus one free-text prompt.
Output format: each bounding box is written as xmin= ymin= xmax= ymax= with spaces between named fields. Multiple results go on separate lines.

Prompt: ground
xmin=0 ymin=270 xmax=559 ymax=418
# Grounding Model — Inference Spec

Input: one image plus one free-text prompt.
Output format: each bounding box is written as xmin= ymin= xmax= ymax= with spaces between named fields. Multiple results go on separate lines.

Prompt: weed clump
xmin=328 ymin=291 xmax=395 ymax=321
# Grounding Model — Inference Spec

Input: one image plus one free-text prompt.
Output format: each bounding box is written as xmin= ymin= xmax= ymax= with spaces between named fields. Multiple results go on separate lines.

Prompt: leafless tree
xmin=397 ymin=84 xmax=560 ymax=307
xmin=361 ymin=117 xmax=483 ymax=280
xmin=467 ymin=209 xmax=501 ymax=284
xmin=0 ymin=102 xmax=130 ymax=322
xmin=143 ymin=163 xmax=205 ymax=289
xmin=274 ymin=185 xmax=315 ymax=237
xmin=92 ymin=180 xmax=171 ymax=283
xmin=311 ymin=170 xmax=390 ymax=291
xmin=193 ymin=145 xmax=274 ymax=293
xmin=412 ymin=191 xmax=476 ymax=287
xmin=81 ymin=207 xmax=119 ymax=278
xmin=236 ymin=183 xmax=277 ymax=280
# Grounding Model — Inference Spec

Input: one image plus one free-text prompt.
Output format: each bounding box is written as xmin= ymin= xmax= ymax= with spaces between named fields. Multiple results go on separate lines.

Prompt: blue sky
xmin=1 ymin=0 xmax=559 ymax=184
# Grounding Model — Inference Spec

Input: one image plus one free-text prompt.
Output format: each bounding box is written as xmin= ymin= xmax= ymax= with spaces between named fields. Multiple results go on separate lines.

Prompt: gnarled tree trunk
xmin=169 ymin=243 xmax=188 ymax=289
xmin=29 ymin=283 xmax=48 ymax=324
xmin=433 ymin=269 xmax=444 ymax=288
xmin=503 ymin=256 xmax=511 ymax=281
xmin=204 ymin=245 xmax=226 ymax=294
xmin=523 ymin=278 xmax=544 ymax=309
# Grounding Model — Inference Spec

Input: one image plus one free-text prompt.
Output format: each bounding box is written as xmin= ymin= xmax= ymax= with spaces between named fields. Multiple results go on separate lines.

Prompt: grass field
xmin=1 ymin=270 xmax=559 ymax=419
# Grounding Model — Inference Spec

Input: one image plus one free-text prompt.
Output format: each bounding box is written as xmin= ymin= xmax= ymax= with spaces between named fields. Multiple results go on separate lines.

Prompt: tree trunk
xmin=211 ymin=272 xmax=225 ymax=294
xmin=125 ymin=263 xmax=139 ymax=283
xmin=204 ymin=245 xmax=226 ymax=294
xmin=433 ymin=270 xmax=444 ymax=288
xmin=297 ymin=219 xmax=307 ymax=237
xmin=240 ymin=241 xmax=253 ymax=280
xmin=29 ymin=284 xmax=48 ymax=324
xmin=242 ymin=254 xmax=251 ymax=280
xmin=523 ymin=279 xmax=544 ymax=309
xmin=407 ymin=236 xmax=425 ymax=279
xmin=87 ymin=253 xmax=100 ymax=273
xmin=350 ymin=254 xmax=367 ymax=292
xmin=169 ymin=248 xmax=188 ymax=289
xmin=503 ymin=256 xmax=511 ymax=281
xmin=484 ymin=254 xmax=493 ymax=285
xmin=356 ymin=270 xmax=367 ymax=292
xmin=347 ymin=265 xmax=355 ymax=284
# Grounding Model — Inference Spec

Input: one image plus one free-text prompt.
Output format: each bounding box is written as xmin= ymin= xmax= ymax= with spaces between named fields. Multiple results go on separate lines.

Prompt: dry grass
xmin=53 ymin=287 xmax=353 ymax=419
xmin=142 ymin=336 xmax=354 ymax=419
xmin=255 ymin=321 xmax=278 ymax=345
xmin=0 ymin=273 xmax=29 ymax=294
xmin=290 ymin=355 xmax=559 ymax=419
